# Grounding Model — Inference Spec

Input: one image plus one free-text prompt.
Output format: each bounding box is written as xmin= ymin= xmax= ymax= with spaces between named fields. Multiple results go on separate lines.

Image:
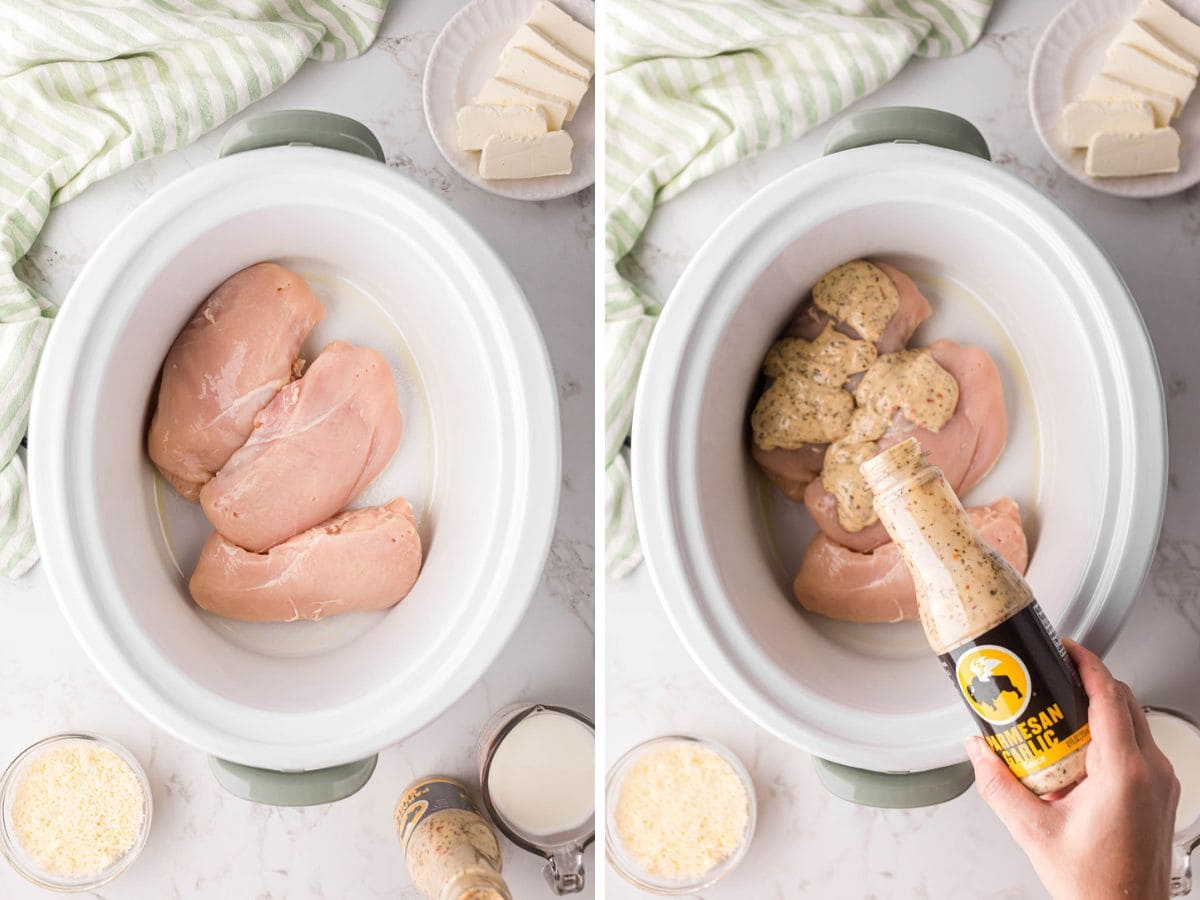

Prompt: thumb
xmin=964 ymin=736 xmax=1049 ymax=837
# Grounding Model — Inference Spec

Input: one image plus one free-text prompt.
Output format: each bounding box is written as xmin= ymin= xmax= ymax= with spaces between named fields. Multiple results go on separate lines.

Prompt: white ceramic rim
xmin=28 ymin=147 xmax=561 ymax=771
xmin=632 ymin=142 xmax=1167 ymax=773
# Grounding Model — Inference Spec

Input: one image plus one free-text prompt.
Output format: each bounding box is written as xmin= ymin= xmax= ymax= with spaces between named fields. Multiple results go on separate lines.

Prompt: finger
xmin=1063 ymin=639 xmax=1138 ymax=759
xmin=1121 ymin=687 xmax=1155 ymax=753
xmin=1039 ymin=781 xmax=1080 ymax=802
xmin=1130 ymin=700 xmax=1180 ymax=783
xmin=965 ymin=736 xmax=1052 ymax=839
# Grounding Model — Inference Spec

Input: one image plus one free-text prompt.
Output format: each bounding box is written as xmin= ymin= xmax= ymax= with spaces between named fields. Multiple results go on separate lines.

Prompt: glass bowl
xmin=0 ymin=733 xmax=153 ymax=892
xmin=605 ymin=735 xmax=756 ymax=894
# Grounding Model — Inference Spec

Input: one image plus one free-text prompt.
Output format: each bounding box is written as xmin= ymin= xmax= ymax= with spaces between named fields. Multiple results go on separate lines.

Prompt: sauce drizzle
xmin=750 ymin=324 xmax=875 ymax=448
xmin=812 ymin=260 xmax=899 ymax=343
xmin=821 ymin=349 xmax=959 ymax=532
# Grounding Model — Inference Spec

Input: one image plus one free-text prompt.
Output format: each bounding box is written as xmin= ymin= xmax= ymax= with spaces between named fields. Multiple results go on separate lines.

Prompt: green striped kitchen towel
xmin=605 ymin=0 xmax=992 ymax=578
xmin=0 ymin=0 xmax=386 ymax=579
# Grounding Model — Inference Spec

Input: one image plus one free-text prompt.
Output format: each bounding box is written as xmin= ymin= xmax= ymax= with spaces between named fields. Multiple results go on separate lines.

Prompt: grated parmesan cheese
xmin=614 ymin=741 xmax=749 ymax=881
xmin=10 ymin=742 xmax=146 ymax=878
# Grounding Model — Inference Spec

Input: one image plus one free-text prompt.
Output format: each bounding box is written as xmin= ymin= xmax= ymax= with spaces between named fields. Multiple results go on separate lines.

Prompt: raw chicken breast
xmin=785 ymin=261 xmax=932 ymax=353
xmin=200 ymin=340 xmax=403 ymax=552
xmin=751 ymin=443 xmax=825 ymax=501
xmin=793 ymin=498 xmax=1028 ymax=623
xmin=190 ymin=499 xmax=422 ymax=622
xmin=148 ymin=263 xmax=324 ymax=500
xmin=804 ymin=339 xmax=1007 ymax=552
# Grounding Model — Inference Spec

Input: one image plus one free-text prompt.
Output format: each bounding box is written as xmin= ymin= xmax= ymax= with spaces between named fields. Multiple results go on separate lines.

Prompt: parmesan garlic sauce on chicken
xmin=749 ymin=259 xmax=1025 ymax=625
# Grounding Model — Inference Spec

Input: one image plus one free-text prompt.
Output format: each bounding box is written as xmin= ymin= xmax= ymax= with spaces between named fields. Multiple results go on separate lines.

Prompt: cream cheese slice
xmin=496 ymin=47 xmax=589 ymax=119
xmin=504 ymin=24 xmax=592 ymax=80
xmin=457 ymin=104 xmax=547 ymax=151
xmin=480 ymin=131 xmax=574 ymax=179
xmin=1085 ymin=73 xmax=1178 ymax=124
xmin=1102 ymin=43 xmax=1197 ymax=109
xmin=527 ymin=1 xmax=594 ymax=68
xmin=1116 ymin=20 xmax=1199 ymax=76
xmin=1062 ymin=100 xmax=1156 ymax=147
xmin=1135 ymin=0 xmax=1200 ymax=63
xmin=1085 ymin=127 xmax=1181 ymax=177
xmin=475 ymin=77 xmax=570 ymax=130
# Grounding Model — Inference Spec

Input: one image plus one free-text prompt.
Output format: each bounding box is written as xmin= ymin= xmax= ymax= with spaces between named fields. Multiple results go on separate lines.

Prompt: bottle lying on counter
xmin=860 ymin=438 xmax=1090 ymax=795
xmin=395 ymin=777 xmax=512 ymax=900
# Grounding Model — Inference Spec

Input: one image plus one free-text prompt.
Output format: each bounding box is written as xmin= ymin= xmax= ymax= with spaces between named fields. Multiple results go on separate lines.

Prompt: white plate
xmin=424 ymin=0 xmax=595 ymax=201
xmin=1029 ymin=0 xmax=1200 ymax=198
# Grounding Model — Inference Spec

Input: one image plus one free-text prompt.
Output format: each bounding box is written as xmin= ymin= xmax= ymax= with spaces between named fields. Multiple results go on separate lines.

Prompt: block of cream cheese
xmin=504 ymin=24 xmax=592 ymax=80
xmin=1062 ymin=100 xmax=1155 ymax=147
xmin=480 ymin=131 xmax=574 ymax=179
xmin=476 ymin=77 xmax=569 ymax=130
xmin=1085 ymin=127 xmax=1181 ymax=176
xmin=1103 ymin=44 xmax=1197 ymax=109
xmin=1135 ymin=0 xmax=1200 ymax=63
xmin=457 ymin=104 xmax=547 ymax=151
xmin=1116 ymin=20 xmax=1199 ymax=76
xmin=497 ymin=47 xmax=589 ymax=119
xmin=1085 ymin=73 xmax=1177 ymax=124
xmin=528 ymin=1 xmax=594 ymax=68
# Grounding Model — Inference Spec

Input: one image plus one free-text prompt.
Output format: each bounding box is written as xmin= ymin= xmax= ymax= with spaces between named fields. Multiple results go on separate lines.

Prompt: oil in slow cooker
xmin=861 ymin=438 xmax=1089 ymax=795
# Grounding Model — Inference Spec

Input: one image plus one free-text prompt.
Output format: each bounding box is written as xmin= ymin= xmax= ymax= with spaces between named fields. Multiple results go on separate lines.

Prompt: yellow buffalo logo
xmin=955 ymin=646 xmax=1031 ymax=725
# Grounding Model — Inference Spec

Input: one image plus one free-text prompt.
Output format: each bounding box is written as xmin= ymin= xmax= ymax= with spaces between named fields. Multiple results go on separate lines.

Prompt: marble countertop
xmin=605 ymin=0 xmax=1200 ymax=897
xmin=0 ymin=1 xmax=594 ymax=898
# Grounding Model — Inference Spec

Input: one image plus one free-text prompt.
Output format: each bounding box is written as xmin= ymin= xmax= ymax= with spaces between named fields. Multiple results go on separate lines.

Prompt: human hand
xmin=964 ymin=639 xmax=1180 ymax=900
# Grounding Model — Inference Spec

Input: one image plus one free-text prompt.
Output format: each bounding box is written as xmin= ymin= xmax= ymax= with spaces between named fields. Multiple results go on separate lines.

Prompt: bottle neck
xmin=860 ymin=438 xmax=937 ymax=501
xmin=862 ymin=439 xmax=1032 ymax=653
xmin=440 ymin=870 xmax=512 ymax=900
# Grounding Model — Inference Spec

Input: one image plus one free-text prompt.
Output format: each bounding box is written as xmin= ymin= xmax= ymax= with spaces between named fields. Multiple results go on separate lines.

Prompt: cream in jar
xmin=485 ymin=708 xmax=594 ymax=838
xmin=1146 ymin=710 xmax=1200 ymax=834
xmin=479 ymin=704 xmax=594 ymax=894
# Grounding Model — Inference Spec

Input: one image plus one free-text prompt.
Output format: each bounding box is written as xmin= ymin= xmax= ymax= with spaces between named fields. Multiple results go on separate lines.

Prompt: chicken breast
xmin=148 ymin=263 xmax=324 ymax=500
xmin=804 ymin=339 xmax=1007 ymax=552
xmin=793 ymin=497 xmax=1028 ymax=623
xmin=751 ymin=443 xmax=825 ymax=501
xmin=190 ymin=499 xmax=422 ymax=622
xmin=784 ymin=260 xmax=932 ymax=353
xmin=200 ymin=340 xmax=403 ymax=552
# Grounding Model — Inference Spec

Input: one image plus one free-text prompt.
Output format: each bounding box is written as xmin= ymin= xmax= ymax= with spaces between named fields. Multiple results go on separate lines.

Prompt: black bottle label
xmin=938 ymin=604 xmax=1090 ymax=779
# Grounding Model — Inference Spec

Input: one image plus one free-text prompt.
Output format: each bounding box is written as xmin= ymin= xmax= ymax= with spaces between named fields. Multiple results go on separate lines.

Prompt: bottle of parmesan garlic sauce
xmin=860 ymin=438 xmax=1090 ymax=795
xmin=395 ymin=777 xmax=512 ymax=900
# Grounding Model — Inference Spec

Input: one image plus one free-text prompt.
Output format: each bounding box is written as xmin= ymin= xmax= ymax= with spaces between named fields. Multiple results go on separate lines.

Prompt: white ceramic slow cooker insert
xmin=633 ymin=108 xmax=1166 ymax=804
xmin=28 ymin=113 xmax=560 ymax=794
